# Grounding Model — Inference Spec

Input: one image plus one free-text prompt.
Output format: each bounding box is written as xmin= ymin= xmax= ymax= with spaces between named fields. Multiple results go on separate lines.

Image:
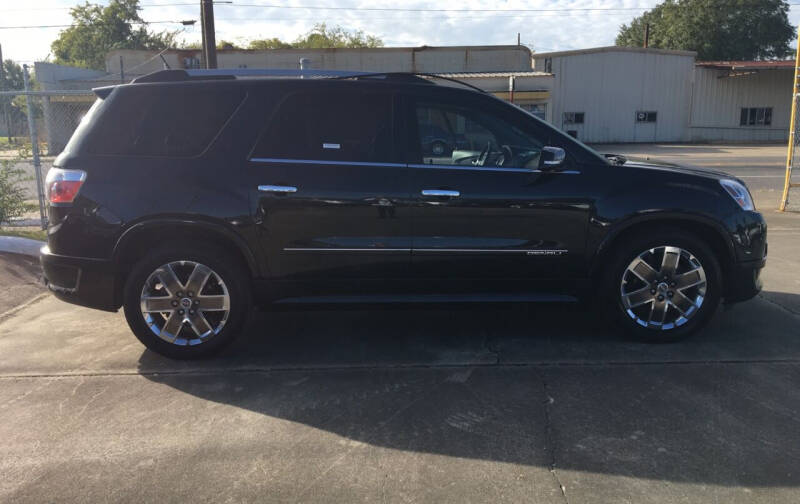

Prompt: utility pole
xmin=0 ymin=43 xmax=11 ymax=142
xmin=643 ymin=23 xmax=651 ymax=48
xmin=200 ymin=0 xmax=218 ymax=69
xmin=779 ymin=27 xmax=800 ymax=211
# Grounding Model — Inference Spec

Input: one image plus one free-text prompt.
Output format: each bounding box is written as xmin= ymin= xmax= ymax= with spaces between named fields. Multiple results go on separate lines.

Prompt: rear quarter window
xmin=82 ymin=85 xmax=245 ymax=158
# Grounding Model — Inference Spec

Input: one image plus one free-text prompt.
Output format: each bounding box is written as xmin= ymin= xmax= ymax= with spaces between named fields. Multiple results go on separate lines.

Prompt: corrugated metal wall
xmin=689 ymin=67 xmax=792 ymax=142
xmin=535 ymin=50 xmax=695 ymax=143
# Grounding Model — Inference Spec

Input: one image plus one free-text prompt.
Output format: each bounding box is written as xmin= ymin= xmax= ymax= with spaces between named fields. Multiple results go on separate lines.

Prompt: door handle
xmin=421 ymin=189 xmax=460 ymax=197
xmin=259 ymin=185 xmax=297 ymax=193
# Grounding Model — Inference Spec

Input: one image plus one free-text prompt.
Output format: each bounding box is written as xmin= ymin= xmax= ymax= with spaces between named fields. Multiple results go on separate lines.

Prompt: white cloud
xmin=1 ymin=0 xmax=799 ymax=64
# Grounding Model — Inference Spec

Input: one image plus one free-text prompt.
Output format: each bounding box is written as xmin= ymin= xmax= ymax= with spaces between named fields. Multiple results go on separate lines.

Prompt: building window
xmin=740 ymin=107 xmax=772 ymax=126
xmin=520 ymin=103 xmax=547 ymax=121
xmin=183 ymin=57 xmax=201 ymax=69
xmin=563 ymin=112 xmax=584 ymax=124
xmin=544 ymin=58 xmax=552 ymax=73
xmin=636 ymin=111 xmax=657 ymax=123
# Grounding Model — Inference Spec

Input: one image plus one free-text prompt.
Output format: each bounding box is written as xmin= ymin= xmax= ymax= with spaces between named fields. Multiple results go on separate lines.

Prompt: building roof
xmin=696 ymin=60 xmax=795 ymax=70
xmin=434 ymin=71 xmax=553 ymax=78
xmin=531 ymin=45 xmax=696 ymax=58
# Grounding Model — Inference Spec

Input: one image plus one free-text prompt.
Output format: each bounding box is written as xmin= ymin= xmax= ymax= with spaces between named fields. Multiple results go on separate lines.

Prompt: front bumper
xmin=724 ymin=256 xmax=765 ymax=303
xmin=40 ymin=245 xmax=120 ymax=312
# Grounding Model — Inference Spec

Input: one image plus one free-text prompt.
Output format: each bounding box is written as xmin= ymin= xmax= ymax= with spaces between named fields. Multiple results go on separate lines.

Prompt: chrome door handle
xmin=259 ymin=185 xmax=297 ymax=193
xmin=421 ymin=189 xmax=460 ymax=197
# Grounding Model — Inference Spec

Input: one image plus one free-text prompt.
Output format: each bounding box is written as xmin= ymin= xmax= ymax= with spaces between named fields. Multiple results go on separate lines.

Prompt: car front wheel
xmin=606 ymin=229 xmax=722 ymax=342
xmin=123 ymin=243 xmax=251 ymax=359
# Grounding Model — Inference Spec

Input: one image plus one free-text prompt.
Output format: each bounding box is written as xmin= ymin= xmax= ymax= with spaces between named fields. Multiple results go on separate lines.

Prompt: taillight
xmin=46 ymin=168 xmax=86 ymax=204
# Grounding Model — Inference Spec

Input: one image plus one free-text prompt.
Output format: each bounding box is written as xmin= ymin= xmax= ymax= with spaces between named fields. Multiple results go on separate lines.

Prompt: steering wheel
xmin=474 ymin=142 xmax=491 ymax=167
xmin=496 ymin=145 xmax=513 ymax=167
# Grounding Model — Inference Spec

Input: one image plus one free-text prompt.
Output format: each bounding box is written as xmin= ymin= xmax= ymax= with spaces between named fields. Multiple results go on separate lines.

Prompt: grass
xmin=0 ymin=228 xmax=47 ymax=241
xmin=0 ymin=137 xmax=28 ymax=149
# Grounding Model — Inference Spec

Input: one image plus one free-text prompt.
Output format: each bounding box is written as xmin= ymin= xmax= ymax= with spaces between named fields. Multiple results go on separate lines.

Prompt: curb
xmin=0 ymin=236 xmax=45 ymax=257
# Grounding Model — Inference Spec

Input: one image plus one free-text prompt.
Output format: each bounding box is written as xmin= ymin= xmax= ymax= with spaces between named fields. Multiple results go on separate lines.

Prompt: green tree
xmin=1 ymin=60 xmax=38 ymax=140
xmin=247 ymin=38 xmax=293 ymax=50
xmin=248 ymin=24 xmax=383 ymax=50
xmin=616 ymin=0 xmax=795 ymax=60
xmin=51 ymin=0 xmax=177 ymax=70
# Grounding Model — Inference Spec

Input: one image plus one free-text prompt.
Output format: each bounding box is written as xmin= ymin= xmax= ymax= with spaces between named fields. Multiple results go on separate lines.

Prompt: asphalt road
xmin=1 ymin=145 xmax=799 ymax=503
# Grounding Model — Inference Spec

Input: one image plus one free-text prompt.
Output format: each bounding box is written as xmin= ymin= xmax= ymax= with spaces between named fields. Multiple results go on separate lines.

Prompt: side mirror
xmin=540 ymin=146 xmax=566 ymax=170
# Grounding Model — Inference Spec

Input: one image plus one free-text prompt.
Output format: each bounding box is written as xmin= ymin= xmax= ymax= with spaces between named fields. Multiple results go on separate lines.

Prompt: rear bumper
xmin=724 ymin=256 xmax=765 ymax=303
xmin=40 ymin=246 xmax=120 ymax=312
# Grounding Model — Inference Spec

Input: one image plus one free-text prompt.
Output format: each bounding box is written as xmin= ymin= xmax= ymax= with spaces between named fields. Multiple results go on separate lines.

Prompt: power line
xmin=0 ymin=20 xmax=193 ymax=30
xmin=168 ymin=2 xmax=661 ymax=12
xmin=6 ymin=1 xmax=800 ymax=12
xmin=0 ymin=2 xmax=664 ymax=13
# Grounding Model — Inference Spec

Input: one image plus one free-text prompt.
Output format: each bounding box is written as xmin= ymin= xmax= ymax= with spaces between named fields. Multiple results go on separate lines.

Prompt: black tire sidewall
xmin=606 ymin=229 xmax=722 ymax=342
xmin=123 ymin=243 xmax=251 ymax=359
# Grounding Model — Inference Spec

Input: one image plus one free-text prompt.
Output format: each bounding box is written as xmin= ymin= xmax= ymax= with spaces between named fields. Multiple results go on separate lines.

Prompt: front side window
xmin=413 ymin=103 xmax=544 ymax=169
xmin=252 ymin=91 xmax=394 ymax=163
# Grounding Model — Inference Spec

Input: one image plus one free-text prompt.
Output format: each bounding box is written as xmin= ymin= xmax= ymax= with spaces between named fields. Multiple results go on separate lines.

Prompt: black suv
xmin=41 ymin=69 xmax=767 ymax=358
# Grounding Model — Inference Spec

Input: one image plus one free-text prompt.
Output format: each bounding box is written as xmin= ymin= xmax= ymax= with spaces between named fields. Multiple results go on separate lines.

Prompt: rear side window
xmin=252 ymin=91 xmax=394 ymax=163
xmin=83 ymin=86 xmax=244 ymax=157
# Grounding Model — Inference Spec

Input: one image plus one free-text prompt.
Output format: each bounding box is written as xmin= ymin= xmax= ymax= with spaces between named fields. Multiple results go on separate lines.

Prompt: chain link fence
xmin=780 ymin=93 xmax=800 ymax=212
xmin=0 ymin=89 xmax=95 ymax=229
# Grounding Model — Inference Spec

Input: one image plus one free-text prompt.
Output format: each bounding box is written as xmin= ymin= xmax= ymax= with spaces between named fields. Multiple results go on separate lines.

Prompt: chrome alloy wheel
xmin=140 ymin=261 xmax=230 ymax=346
xmin=620 ymin=246 xmax=707 ymax=330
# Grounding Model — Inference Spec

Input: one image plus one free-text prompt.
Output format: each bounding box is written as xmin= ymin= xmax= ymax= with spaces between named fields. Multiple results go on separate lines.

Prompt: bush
xmin=0 ymin=156 xmax=30 ymax=224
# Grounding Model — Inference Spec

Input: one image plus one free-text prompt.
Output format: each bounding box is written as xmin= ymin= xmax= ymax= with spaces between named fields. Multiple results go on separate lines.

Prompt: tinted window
xmin=252 ymin=91 xmax=394 ymax=163
xmin=84 ymin=86 xmax=244 ymax=157
xmin=413 ymin=103 xmax=544 ymax=168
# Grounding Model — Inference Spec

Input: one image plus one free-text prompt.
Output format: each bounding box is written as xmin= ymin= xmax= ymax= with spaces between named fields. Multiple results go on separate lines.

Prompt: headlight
xmin=720 ymin=179 xmax=754 ymax=211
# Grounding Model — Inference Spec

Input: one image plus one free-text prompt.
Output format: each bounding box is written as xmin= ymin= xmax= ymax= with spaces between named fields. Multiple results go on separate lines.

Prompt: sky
xmin=2 ymin=0 xmax=800 ymax=65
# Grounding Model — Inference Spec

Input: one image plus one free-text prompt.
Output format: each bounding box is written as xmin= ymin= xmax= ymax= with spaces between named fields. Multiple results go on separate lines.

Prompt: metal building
xmin=532 ymin=46 xmax=696 ymax=143
xmin=105 ymin=45 xmax=535 ymax=76
xmin=690 ymin=61 xmax=793 ymax=142
xmin=533 ymin=46 xmax=793 ymax=143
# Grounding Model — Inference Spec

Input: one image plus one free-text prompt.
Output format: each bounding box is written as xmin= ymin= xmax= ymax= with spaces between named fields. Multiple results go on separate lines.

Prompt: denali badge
xmin=526 ymin=250 xmax=568 ymax=256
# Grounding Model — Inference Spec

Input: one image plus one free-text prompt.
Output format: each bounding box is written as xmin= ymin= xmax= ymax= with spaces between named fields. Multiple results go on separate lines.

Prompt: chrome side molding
xmin=258 ymin=185 xmax=297 ymax=193
xmin=421 ymin=189 xmax=460 ymax=197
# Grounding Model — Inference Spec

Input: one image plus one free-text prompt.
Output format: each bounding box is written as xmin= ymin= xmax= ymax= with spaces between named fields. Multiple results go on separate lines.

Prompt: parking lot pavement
xmin=0 ymin=252 xmax=44 ymax=316
xmin=2 ymin=146 xmax=800 ymax=503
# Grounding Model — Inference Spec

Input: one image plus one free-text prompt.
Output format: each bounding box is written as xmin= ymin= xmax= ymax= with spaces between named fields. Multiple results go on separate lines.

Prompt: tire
xmin=604 ymin=228 xmax=722 ymax=343
xmin=123 ymin=242 xmax=252 ymax=359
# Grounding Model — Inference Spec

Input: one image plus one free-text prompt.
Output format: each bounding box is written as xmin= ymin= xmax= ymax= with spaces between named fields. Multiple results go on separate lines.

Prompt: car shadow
xmin=137 ymin=292 xmax=800 ymax=488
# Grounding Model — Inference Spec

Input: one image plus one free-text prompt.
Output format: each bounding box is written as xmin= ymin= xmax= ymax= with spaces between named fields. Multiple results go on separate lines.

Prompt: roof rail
xmin=132 ymin=68 xmax=374 ymax=83
xmin=130 ymin=68 xmax=485 ymax=93
xmin=332 ymin=72 xmax=485 ymax=93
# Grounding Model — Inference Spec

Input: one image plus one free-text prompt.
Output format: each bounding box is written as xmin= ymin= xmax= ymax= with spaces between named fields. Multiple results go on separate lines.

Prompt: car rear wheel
xmin=123 ymin=243 xmax=251 ymax=359
xmin=606 ymin=229 xmax=722 ymax=342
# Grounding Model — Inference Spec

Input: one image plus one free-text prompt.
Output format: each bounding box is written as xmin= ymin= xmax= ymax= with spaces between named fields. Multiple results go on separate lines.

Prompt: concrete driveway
xmin=1 ymin=147 xmax=799 ymax=503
